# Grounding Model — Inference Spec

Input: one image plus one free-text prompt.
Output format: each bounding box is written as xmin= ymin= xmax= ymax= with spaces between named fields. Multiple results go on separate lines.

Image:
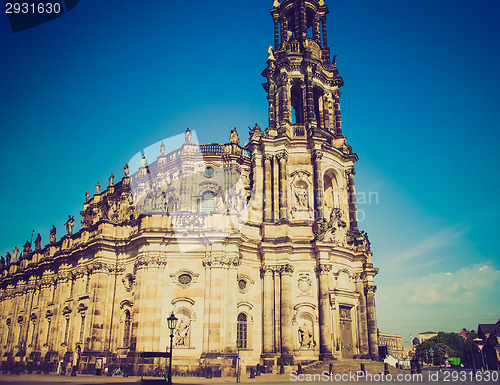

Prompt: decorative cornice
xmin=202 ymin=257 xmax=241 ymax=269
xmin=134 ymin=256 xmax=167 ymax=270
xmin=315 ymin=264 xmax=333 ymax=275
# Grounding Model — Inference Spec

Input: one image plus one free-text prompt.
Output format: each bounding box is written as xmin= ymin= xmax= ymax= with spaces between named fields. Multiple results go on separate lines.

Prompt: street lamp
xmin=236 ymin=339 xmax=241 ymax=383
xmin=167 ymin=312 xmax=178 ymax=385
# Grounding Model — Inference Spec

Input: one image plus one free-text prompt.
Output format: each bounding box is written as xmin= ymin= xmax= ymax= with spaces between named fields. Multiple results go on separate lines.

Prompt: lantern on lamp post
xmin=167 ymin=312 xmax=178 ymax=385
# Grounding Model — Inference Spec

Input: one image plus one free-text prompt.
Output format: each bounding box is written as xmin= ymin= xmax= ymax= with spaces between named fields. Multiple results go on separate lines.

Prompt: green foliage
xmin=415 ymin=332 xmax=471 ymax=365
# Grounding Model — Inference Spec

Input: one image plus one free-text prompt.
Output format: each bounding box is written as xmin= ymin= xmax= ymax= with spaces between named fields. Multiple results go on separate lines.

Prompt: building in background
xmin=418 ymin=331 xmax=438 ymax=343
xmin=378 ymin=333 xmax=404 ymax=360
xmin=0 ymin=0 xmax=378 ymax=375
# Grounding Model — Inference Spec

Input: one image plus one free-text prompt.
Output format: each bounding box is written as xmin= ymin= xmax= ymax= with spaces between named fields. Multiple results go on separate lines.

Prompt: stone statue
xmin=12 ymin=247 xmax=19 ymax=262
xmin=96 ymin=182 xmax=101 ymax=194
xmin=267 ymin=45 xmax=275 ymax=60
xmin=109 ymin=173 xmax=114 ymax=186
xmin=23 ymin=240 xmax=31 ymax=255
xmin=35 ymin=233 xmax=42 ymax=250
xmin=50 ymin=225 xmax=57 ymax=243
xmin=5 ymin=252 xmax=11 ymax=265
xmin=141 ymin=153 xmax=147 ymax=168
xmin=273 ymin=0 xmax=280 ymax=7
xmin=85 ymin=191 xmax=90 ymax=203
xmin=65 ymin=215 xmax=75 ymax=235
xmin=229 ymin=128 xmax=239 ymax=144
xmin=174 ymin=320 xmax=190 ymax=346
xmin=185 ymin=128 xmax=192 ymax=144
xmin=294 ymin=185 xmax=308 ymax=207
xmin=160 ymin=141 xmax=165 ymax=156
xmin=0 ymin=255 xmax=4 ymax=267
xmin=124 ymin=164 xmax=129 ymax=177
xmin=298 ymin=324 xmax=315 ymax=349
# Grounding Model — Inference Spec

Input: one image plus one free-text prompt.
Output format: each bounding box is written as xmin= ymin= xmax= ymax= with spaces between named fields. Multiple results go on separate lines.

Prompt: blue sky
xmin=1 ymin=0 xmax=499 ymax=346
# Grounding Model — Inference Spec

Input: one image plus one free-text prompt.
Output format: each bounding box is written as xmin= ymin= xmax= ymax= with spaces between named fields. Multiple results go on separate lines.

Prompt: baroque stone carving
xmin=298 ymin=323 xmax=316 ymax=349
xmin=313 ymin=208 xmax=347 ymax=243
xmin=174 ymin=319 xmax=190 ymax=346
xmin=315 ymin=264 xmax=333 ymax=275
xmin=298 ymin=273 xmax=312 ymax=296
xmin=65 ymin=215 xmax=75 ymax=235
xmin=202 ymin=257 xmax=241 ymax=269
xmin=290 ymin=170 xmax=313 ymax=220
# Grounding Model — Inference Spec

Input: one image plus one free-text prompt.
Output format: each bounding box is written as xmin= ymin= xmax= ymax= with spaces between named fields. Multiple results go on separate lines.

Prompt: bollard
xmin=360 ymin=363 xmax=366 ymax=376
xmin=250 ymin=367 xmax=256 ymax=379
xmin=297 ymin=363 xmax=303 ymax=375
xmin=329 ymin=363 xmax=334 ymax=373
xmin=71 ymin=365 xmax=77 ymax=377
xmin=280 ymin=364 xmax=285 ymax=374
xmin=256 ymin=364 xmax=261 ymax=376
xmin=384 ymin=363 xmax=389 ymax=375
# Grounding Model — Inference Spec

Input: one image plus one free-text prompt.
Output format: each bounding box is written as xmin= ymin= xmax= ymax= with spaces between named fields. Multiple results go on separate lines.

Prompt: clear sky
xmin=1 ymin=0 xmax=499 ymax=346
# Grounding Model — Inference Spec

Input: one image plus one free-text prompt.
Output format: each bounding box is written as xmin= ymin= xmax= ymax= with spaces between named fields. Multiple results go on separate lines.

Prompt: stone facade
xmin=0 ymin=0 xmax=378 ymax=376
xmin=378 ymin=333 xmax=404 ymax=360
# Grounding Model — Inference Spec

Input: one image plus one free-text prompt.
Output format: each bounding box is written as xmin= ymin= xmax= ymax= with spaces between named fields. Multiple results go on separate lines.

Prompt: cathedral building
xmin=0 ymin=0 xmax=378 ymax=376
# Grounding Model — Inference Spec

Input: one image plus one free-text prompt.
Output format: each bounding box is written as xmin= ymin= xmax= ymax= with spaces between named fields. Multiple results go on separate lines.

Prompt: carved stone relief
xmin=290 ymin=170 xmax=313 ymax=220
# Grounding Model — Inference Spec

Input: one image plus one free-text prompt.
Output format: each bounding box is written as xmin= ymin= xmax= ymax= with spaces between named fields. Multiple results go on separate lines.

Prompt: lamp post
xmin=236 ymin=340 xmax=241 ymax=383
xmin=167 ymin=312 xmax=178 ymax=385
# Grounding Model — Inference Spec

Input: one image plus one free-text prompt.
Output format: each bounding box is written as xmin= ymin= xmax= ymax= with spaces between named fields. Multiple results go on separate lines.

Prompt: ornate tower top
xmin=262 ymin=0 xmax=344 ymax=141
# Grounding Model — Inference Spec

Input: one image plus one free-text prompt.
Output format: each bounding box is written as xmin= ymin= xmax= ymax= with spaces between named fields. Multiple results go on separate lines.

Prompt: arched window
xmin=237 ymin=313 xmax=248 ymax=349
xmin=123 ymin=310 xmax=131 ymax=347
xmin=201 ymin=191 xmax=215 ymax=212
xmin=323 ymin=170 xmax=338 ymax=211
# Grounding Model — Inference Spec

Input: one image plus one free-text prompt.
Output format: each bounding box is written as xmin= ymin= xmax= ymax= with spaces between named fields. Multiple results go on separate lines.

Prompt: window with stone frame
xmin=201 ymin=191 xmax=215 ymax=212
xmin=17 ymin=316 xmax=23 ymax=347
xmin=44 ymin=317 xmax=51 ymax=346
xmin=69 ymin=276 xmax=75 ymax=298
xmin=237 ymin=313 xmax=248 ymax=349
xmin=63 ymin=316 xmax=70 ymax=345
xmin=79 ymin=314 xmax=85 ymax=343
xmin=123 ymin=310 xmax=131 ymax=347
xmin=51 ymin=282 xmax=57 ymax=303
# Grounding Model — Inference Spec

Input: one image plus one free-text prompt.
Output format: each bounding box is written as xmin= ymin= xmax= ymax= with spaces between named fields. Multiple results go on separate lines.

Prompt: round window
xmin=178 ymin=274 xmax=192 ymax=285
xmin=204 ymin=166 xmax=214 ymax=178
xmin=238 ymin=279 xmax=247 ymax=290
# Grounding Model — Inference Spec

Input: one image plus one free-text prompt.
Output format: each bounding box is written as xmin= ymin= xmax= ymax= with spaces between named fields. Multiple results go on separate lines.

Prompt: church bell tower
xmin=248 ymin=0 xmax=380 ymax=363
xmin=263 ymin=0 xmax=344 ymax=140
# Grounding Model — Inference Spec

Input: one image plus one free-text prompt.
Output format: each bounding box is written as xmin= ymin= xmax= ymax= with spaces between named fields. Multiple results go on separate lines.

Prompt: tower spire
xmin=263 ymin=0 xmax=343 ymax=140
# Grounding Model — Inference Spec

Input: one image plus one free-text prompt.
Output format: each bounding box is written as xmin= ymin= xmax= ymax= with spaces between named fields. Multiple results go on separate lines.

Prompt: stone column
xmin=305 ymin=79 xmax=315 ymax=123
xmin=273 ymin=15 xmax=280 ymax=49
xmin=281 ymin=78 xmax=291 ymax=124
xmin=346 ymin=168 xmax=358 ymax=231
xmin=279 ymin=265 xmax=294 ymax=362
xmin=323 ymin=94 xmax=331 ymax=131
xmin=299 ymin=0 xmax=307 ymax=40
xmin=316 ymin=264 xmax=333 ymax=360
xmin=277 ymin=152 xmax=288 ymax=222
xmin=261 ymin=267 xmax=275 ymax=355
xmin=333 ymin=92 xmax=342 ymax=136
xmin=355 ymin=278 xmax=369 ymax=357
xmin=263 ymin=155 xmax=274 ymax=222
xmin=313 ymin=14 xmax=321 ymax=44
xmin=251 ymin=154 xmax=264 ymax=222
xmin=365 ymin=286 xmax=379 ymax=359
xmin=312 ymin=150 xmax=324 ymax=221
xmin=268 ymin=81 xmax=277 ymax=130
xmin=321 ymin=16 xmax=328 ymax=48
